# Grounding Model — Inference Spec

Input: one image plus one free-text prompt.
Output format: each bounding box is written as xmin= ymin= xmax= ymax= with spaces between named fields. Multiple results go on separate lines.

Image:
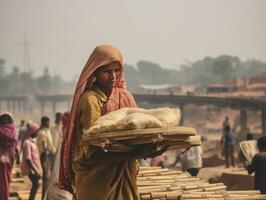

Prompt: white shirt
xmin=50 ymin=123 xmax=62 ymax=150
xmin=181 ymin=146 xmax=203 ymax=169
xmin=36 ymin=128 xmax=55 ymax=154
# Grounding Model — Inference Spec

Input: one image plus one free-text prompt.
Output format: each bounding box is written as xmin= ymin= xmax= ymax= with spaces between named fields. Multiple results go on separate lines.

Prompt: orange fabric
xmin=59 ymin=45 xmax=136 ymax=192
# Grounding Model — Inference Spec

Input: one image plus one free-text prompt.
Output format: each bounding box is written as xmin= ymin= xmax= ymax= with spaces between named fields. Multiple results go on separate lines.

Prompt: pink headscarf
xmin=0 ymin=112 xmax=17 ymax=155
xmin=21 ymin=122 xmax=39 ymax=146
xmin=59 ymin=45 xmax=136 ymax=192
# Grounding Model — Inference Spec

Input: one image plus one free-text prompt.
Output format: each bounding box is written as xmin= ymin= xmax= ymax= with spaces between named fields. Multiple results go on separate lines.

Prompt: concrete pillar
xmin=179 ymin=104 xmax=184 ymax=126
xmin=240 ymin=109 xmax=248 ymax=135
xmin=261 ymin=110 xmax=266 ymax=136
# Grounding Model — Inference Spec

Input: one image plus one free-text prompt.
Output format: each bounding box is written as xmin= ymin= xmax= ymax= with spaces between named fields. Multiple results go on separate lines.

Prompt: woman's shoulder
xmin=80 ymin=90 xmax=100 ymax=101
xmin=79 ymin=90 xmax=102 ymax=107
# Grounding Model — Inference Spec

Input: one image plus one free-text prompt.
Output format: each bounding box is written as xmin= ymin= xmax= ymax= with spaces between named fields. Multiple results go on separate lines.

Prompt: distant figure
xmin=221 ymin=125 xmax=236 ymax=168
xmin=50 ymin=112 xmax=62 ymax=171
xmin=50 ymin=112 xmax=63 ymax=151
xmin=36 ymin=116 xmax=55 ymax=200
xmin=181 ymin=146 xmax=203 ymax=176
xmin=0 ymin=112 xmax=18 ymax=200
xmin=222 ymin=116 xmax=230 ymax=134
xmin=21 ymin=122 xmax=42 ymax=200
xmin=248 ymin=136 xmax=266 ymax=194
xmin=16 ymin=120 xmax=27 ymax=164
xmin=46 ymin=111 xmax=72 ymax=200
xmin=18 ymin=120 xmax=26 ymax=142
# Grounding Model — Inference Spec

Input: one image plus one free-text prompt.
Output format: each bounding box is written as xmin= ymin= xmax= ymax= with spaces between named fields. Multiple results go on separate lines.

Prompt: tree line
xmin=1 ymin=55 xmax=266 ymax=95
xmin=125 ymin=55 xmax=266 ymax=91
xmin=0 ymin=58 xmax=74 ymax=95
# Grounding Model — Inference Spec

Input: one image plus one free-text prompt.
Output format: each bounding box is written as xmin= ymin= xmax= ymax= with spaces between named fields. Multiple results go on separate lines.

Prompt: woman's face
xmin=94 ymin=62 xmax=121 ymax=90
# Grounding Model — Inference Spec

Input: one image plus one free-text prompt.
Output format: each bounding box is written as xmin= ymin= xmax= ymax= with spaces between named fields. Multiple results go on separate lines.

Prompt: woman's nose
xmin=111 ymin=70 xmax=116 ymax=78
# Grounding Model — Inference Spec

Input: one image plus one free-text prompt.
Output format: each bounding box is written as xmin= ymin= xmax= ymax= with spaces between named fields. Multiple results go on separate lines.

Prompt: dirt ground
xmin=10 ymin=103 xmax=260 ymax=195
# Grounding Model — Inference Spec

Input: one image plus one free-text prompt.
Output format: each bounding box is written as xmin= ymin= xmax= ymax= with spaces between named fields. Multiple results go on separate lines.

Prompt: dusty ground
xmin=183 ymin=104 xmax=262 ymax=136
xmin=9 ymin=103 xmax=260 ymax=196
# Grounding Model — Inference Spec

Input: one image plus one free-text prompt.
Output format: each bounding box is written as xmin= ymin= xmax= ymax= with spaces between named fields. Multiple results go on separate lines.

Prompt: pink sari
xmin=0 ymin=118 xmax=18 ymax=200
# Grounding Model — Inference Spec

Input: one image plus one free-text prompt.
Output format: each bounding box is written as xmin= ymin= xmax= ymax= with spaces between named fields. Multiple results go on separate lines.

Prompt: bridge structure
xmin=0 ymin=94 xmax=266 ymax=135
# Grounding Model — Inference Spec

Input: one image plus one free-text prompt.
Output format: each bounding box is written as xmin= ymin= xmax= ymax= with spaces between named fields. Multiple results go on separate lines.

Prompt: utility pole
xmin=23 ymin=33 xmax=31 ymax=73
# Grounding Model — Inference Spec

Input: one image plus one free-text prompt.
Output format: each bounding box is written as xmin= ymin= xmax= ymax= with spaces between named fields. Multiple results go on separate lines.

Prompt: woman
xmin=59 ymin=45 xmax=161 ymax=200
xmin=21 ymin=122 xmax=43 ymax=200
xmin=0 ymin=112 xmax=18 ymax=200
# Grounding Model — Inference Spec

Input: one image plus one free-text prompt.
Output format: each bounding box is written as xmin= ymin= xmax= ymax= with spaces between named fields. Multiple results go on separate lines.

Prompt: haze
xmin=0 ymin=0 xmax=265 ymax=80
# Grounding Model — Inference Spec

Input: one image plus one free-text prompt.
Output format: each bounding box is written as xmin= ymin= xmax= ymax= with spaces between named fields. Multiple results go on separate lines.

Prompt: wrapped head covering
xmin=62 ymin=111 xmax=70 ymax=135
xmin=0 ymin=112 xmax=17 ymax=155
xmin=59 ymin=45 xmax=136 ymax=192
xmin=22 ymin=122 xmax=39 ymax=144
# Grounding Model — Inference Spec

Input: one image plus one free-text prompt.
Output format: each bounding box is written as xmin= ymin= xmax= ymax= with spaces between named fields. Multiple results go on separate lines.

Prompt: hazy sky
xmin=0 ymin=0 xmax=265 ymax=80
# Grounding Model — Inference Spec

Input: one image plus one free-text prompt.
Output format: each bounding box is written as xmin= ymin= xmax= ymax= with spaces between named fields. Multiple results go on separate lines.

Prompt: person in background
xmin=46 ymin=111 xmax=72 ymax=200
xmin=21 ymin=122 xmax=42 ymax=200
xmin=0 ymin=112 xmax=18 ymax=200
xmin=18 ymin=120 xmax=26 ymax=142
xmin=36 ymin=116 xmax=55 ymax=200
xmin=248 ymin=136 xmax=266 ymax=194
xmin=222 ymin=116 xmax=230 ymax=133
xmin=181 ymin=146 xmax=203 ymax=176
xmin=221 ymin=125 xmax=236 ymax=168
xmin=50 ymin=112 xmax=62 ymax=174
xmin=16 ymin=119 xmax=26 ymax=164
xmin=50 ymin=112 xmax=63 ymax=151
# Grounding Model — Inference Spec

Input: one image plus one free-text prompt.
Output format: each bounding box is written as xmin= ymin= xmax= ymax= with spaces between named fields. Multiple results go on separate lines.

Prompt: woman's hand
xmin=133 ymin=142 xmax=169 ymax=159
